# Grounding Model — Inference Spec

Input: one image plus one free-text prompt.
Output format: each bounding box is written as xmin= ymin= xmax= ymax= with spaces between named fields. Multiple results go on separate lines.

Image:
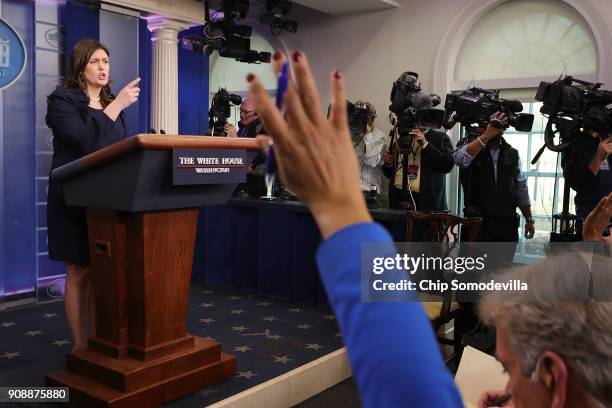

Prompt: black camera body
xmin=208 ymin=88 xmax=242 ymax=136
xmin=347 ymin=101 xmax=369 ymax=143
xmin=444 ymin=87 xmax=534 ymax=135
xmin=389 ymin=72 xmax=444 ymax=150
xmin=535 ymin=76 xmax=612 ymax=152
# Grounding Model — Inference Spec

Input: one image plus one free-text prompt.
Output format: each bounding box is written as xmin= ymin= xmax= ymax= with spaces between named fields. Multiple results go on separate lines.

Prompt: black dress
xmin=46 ymin=87 xmax=127 ymax=264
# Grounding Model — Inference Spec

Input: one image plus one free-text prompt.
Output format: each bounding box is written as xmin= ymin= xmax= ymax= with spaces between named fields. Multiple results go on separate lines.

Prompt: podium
xmin=46 ymin=135 xmax=260 ymax=407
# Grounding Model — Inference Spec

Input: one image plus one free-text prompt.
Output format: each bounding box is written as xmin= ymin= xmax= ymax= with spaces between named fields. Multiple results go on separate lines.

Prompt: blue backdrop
xmin=1 ymin=0 xmax=210 ymax=302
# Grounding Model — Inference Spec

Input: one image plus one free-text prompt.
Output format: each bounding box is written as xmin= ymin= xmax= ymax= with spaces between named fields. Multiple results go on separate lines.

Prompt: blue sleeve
xmin=316 ymin=223 xmax=463 ymax=408
xmin=46 ymin=93 xmax=118 ymax=155
xmin=454 ymin=144 xmax=474 ymax=169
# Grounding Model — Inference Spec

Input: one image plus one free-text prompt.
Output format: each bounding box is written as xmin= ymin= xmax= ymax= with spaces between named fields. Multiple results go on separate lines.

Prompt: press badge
xmin=601 ymin=160 xmax=610 ymax=171
xmin=408 ymin=165 xmax=419 ymax=179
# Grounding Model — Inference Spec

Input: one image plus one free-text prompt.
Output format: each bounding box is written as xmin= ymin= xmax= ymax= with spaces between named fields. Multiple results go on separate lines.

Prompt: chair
xmin=405 ymin=211 xmax=482 ymax=363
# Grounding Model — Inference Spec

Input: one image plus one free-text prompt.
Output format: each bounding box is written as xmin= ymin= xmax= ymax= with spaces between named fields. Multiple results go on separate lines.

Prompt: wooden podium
xmin=46 ymin=135 xmax=260 ymax=407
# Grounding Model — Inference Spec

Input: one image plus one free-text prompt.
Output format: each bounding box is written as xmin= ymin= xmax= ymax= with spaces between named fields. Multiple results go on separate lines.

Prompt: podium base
xmin=46 ymin=336 xmax=235 ymax=408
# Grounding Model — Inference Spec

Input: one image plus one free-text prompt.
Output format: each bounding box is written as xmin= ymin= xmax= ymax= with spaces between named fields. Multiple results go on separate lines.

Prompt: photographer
xmin=454 ymin=112 xmax=535 ymax=256
xmin=353 ymin=100 xmax=387 ymax=193
xmin=382 ymin=127 xmax=454 ymax=211
xmin=224 ymin=98 xmax=264 ymax=138
xmin=226 ymin=98 xmax=267 ymax=197
xmin=563 ymin=130 xmax=612 ymax=221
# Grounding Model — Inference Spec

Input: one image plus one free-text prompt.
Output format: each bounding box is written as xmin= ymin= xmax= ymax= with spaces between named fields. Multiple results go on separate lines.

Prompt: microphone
xmin=149 ymin=128 xmax=157 ymax=134
xmin=160 ymin=130 xmax=166 ymax=134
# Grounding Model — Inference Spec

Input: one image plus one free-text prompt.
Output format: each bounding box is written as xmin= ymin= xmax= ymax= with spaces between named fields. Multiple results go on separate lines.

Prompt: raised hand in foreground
xmin=247 ymin=51 xmax=371 ymax=238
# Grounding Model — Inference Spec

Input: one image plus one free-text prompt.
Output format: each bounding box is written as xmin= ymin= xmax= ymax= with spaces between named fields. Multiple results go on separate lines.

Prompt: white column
xmin=147 ymin=17 xmax=189 ymax=135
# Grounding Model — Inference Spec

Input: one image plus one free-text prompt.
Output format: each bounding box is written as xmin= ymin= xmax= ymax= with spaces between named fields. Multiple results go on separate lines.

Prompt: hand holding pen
xmin=246 ymin=50 xmax=371 ymax=239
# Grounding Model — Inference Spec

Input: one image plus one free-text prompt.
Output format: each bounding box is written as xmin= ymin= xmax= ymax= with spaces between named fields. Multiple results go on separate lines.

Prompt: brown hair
xmin=63 ymin=39 xmax=113 ymax=107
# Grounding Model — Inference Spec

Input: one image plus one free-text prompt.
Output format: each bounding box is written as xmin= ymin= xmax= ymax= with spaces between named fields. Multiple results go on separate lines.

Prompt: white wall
xmin=284 ymin=0 xmax=472 ymax=134
xmin=284 ymin=0 xmax=612 ymax=134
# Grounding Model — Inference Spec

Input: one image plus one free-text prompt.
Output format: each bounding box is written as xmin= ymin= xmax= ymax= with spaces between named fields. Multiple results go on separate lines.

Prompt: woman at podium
xmin=45 ymin=39 xmax=140 ymax=350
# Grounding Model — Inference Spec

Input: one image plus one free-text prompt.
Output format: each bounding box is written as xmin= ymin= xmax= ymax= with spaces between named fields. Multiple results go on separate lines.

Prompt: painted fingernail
xmin=273 ymin=51 xmax=282 ymax=61
xmin=334 ymin=69 xmax=342 ymax=79
xmin=292 ymin=50 xmax=302 ymax=62
xmin=246 ymin=73 xmax=255 ymax=83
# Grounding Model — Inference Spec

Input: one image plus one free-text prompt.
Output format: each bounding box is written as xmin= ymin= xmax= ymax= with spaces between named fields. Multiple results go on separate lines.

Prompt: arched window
xmin=452 ymin=0 xmax=599 ymax=262
xmin=455 ymin=0 xmax=597 ymax=86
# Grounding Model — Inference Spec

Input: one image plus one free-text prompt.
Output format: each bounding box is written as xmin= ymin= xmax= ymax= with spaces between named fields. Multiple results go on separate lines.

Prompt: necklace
xmin=89 ymin=96 xmax=101 ymax=102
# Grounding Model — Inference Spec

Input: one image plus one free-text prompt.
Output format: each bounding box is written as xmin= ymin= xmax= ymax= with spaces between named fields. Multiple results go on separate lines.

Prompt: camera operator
xmin=563 ymin=130 xmax=612 ymax=221
xmin=454 ymin=112 xmax=535 ymax=256
xmin=353 ymin=101 xmax=387 ymax=193
xmin=224 ymin=98 xmax=263 ymax=137
xmin=226 ymin=98 xmax=267 ymax=198
xmin=382 ymin=126 xmax=454 ymax=211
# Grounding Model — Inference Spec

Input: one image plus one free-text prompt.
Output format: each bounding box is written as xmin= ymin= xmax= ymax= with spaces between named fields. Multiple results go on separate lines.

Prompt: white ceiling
xmin=291 ymin=0 xmax=401 ymax=16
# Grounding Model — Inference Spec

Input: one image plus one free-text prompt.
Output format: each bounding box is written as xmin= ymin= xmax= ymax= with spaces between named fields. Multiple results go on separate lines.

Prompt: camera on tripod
xmin=443 ymin=87 xmax=534 ymax=135
xmin=208 ymin=88 xmax=242 ymax=136
xmin=389 ymin=72 xmax=444 ymax=151
xmin=535 ymin=75 xmax=612 ymax=153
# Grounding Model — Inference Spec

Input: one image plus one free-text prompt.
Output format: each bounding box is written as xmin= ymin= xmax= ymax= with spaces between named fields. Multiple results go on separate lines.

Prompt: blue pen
xmin=263 ymin=62 xmax=288 ymax=197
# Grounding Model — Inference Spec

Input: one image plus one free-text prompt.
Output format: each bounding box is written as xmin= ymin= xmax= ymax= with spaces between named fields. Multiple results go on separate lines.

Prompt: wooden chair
xmin=405 ymin=211 xmax=482 ymax=362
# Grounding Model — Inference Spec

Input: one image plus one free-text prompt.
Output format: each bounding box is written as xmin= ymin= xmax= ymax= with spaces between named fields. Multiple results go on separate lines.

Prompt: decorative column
xmin=147 ymin=17 xmax=189 ymax=135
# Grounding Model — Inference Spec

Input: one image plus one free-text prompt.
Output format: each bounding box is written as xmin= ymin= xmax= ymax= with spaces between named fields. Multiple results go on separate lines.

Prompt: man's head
xmin=355 ymin=100 xmax=377 ymax=130
xmin=240 ymin=99 xmax=258 ymax=125
xmin=479 ymin=253 xmax=612 ymax=408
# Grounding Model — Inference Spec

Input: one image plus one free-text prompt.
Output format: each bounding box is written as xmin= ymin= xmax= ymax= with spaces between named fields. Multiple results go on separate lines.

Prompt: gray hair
xmin=479 ymin=251 xmax=612 ymax=405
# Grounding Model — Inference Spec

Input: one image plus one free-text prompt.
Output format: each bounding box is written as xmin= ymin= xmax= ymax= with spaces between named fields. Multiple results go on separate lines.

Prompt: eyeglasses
xmin=240 ymin=109 xmax=255 ymax=114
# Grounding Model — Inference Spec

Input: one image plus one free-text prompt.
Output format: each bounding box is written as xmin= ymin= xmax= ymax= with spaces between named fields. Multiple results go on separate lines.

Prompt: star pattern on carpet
xmin=1 ymin=351 xmax=22 ymax=359
xmin=273 ymin=355 xmax=292 ymax=364
xmin=323 ymin=315 xmax=336 ymax=320
xmin=236 ymin=370 xmax=258 ymax=379
xmin=333 ymin=332 xmax=342 ymax=338
xmin=0 ymin=283 xmax=343 ymax=407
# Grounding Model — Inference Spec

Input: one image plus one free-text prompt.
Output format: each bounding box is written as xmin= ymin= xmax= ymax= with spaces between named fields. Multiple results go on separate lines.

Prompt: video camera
xmin=443 ymin=87 xmax=534 ymax=137
xmin=389 ymin=72 xmax=444 ymax=151
xmin=347 ymin=101 xmax=369 ymax=143
xmin=208 ymin=88 xmax=242 ymax=136
xmin=181 ymin=0 xmax=272 ymax=64
xmin=535 ymin=76 xmax=612 ymax=153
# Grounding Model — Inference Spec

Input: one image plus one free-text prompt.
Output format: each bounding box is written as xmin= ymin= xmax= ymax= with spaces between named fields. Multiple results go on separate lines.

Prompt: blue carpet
xmin=0 ymin=283 xmax=342 ymax=407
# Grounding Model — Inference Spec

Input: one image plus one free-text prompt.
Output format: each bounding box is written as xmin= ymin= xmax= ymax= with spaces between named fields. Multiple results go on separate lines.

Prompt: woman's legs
xmin=64 ymin=263 xmax=91 ymax=350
